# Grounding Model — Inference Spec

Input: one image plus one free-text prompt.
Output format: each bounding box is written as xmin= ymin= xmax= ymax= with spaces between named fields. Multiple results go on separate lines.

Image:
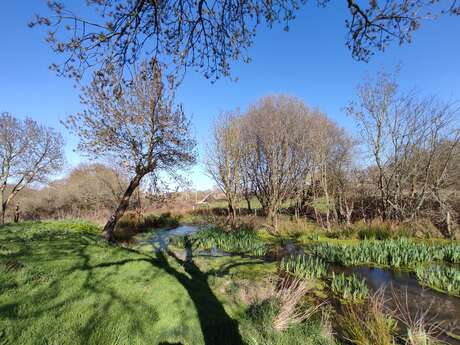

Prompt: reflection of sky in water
xmin=335 ymin=265 xmax=460 ymax=344
xmin=140 ymin=229 xmax=460 ymax=343
xmin=146 ymin=225 xmax=199 ymax=252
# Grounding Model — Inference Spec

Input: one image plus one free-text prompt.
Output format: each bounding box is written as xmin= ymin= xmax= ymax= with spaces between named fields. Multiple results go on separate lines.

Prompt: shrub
xmin=115 ymin=212 xmax=180 ymax=240
xmin=357 ymin=223 xmax=392 ymax=240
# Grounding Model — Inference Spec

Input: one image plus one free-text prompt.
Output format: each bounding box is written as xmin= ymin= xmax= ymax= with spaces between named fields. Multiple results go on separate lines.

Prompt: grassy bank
xmin=0 ymin=220 xmax=334 ymax=345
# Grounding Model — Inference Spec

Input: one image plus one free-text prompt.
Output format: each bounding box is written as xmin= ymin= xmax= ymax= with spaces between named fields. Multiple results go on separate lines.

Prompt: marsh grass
xmin=390 ymin=288 xmax=443 ymax=345
xmin=415 ymin=264 xmax=460 ymax=296
xmin=187 ymin=226 xmax=268 ymax=256
xmin=241 ymin=275 xmax=335 ymax=345
xmin=330 ymin=273 xmax=369 ymax=302
xmin=336 ymin=290 xmax=397 ymax=345
xmin=280 ymin=255 xmax=327 ymax=279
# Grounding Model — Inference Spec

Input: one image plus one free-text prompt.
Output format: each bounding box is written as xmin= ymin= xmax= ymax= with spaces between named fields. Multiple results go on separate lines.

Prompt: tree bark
xmin=102 ymin=173 xmax=144 ymax=243
xmin=227 ymin=202 xmax=237 ymax=228
xmin=13 ymin=204 xmax=20 ymax=223
xmin=245 ymin=196 xmax=252 ymax=213
xmin=1 ymin=202 xmax=5 ymax=225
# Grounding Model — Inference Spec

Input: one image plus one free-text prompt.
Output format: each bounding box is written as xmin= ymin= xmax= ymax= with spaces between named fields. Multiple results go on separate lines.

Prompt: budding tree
xmin=0 ymin=113 xmax=64 ymax=223
xmin=243 ymin=95 xmax=314 ymax=232
xmin=65 ymin=61 xmax=196 ymax=242
xmin=206 ymin=112 xmax=243 ymax=226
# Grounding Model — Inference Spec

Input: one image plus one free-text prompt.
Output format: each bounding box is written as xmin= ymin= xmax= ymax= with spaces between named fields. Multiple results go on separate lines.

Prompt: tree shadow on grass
xmin=0 ymin=225 xmax=254 ymax=345
xmin=152 ymin=250 xmax=245 ymax=345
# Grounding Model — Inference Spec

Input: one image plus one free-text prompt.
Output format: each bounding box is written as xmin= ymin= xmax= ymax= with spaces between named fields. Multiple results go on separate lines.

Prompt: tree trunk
xmin=1 ymin=202 xmax=6 ymax=225
xmin=246 ymin=196 xmax=252 ymax=213
xmin=102 ymin=173 xmax=144 ymax=243
xmin=13 ymin=204 xmax=20 ymax=223
xmin=227 ymin=201 xmax=237 ymax=228
xmin=267 ymin=205 xmax=278 ymax=234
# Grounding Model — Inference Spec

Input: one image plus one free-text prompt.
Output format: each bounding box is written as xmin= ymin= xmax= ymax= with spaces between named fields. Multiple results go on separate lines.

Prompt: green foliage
xmin=0 ymin=220 xmax=263 ymax=345
xmin=330 ymin=273 xmax=369 ymax=301
xmin=415 ymin=264 xmax=460 ymax=296
xmin=313 ymin=238 xmax=460 ymax=269
xmin=280 ymin=255 xmax=327 ymax=279
xmin=190 ymin=227 xmax=268 ymax=256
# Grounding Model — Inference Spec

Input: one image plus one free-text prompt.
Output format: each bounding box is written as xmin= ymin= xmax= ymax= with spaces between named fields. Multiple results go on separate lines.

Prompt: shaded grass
xmin=0 ymin=220 xmax=249 ymax=345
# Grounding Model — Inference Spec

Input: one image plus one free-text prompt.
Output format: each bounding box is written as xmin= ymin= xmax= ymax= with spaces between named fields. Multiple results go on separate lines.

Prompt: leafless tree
xmin=206 ymin=111 xmax=243 ymax=225
xmin=347 ymin=71 xmax=460 ymax=228
xmin=31 ymin=1 xmax=460 ymax=81
xmin=243 ymin=95 xmax=314 ymax=232
xmin=65 ymin=61 xmax=196 ymax=242
xmin=309 ymin=113 xmax=354 ymax=230
xmin=0 ymin=112 xmax=65 ymax=224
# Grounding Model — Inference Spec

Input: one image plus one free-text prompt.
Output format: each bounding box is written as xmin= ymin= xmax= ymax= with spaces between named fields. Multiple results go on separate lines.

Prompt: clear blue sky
xmin=1 ymin=2 xmax=459 ymax=190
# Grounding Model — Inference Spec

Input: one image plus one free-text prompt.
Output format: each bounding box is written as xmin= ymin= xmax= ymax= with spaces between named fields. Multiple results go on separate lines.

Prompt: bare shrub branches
xmin=0 ymin=113 xmax=65 ymax=223
xmin=347 ymin=71 xmax=460 ymax=232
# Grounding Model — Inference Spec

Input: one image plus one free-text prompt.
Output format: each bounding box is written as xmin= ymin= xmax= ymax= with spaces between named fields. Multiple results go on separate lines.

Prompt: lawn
xmin=0 ymin=221 xmax=249 ymax=345
xmin=0 ymin=221 xmax=332 ymax=345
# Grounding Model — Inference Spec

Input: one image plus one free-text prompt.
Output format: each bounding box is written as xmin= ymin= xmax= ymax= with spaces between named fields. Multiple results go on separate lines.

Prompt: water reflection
xmin=335 ymin=265 xmax=460 ymax=344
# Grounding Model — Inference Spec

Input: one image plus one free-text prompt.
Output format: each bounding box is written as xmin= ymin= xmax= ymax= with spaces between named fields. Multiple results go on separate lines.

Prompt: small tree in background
xmin=0 ymin=112 xmax=65 ymax=224
xmin=206 ymin=112 xmax=244 ymax=226
xmin=66 ymin=61 xmax=196 ymax=242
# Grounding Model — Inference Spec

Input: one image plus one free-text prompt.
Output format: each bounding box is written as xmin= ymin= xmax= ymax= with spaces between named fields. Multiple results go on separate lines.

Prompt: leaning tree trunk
xmin=103 ymin=173 xmax=144 ymax=243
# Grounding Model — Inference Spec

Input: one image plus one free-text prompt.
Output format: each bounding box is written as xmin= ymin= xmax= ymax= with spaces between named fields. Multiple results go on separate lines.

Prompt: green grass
xmin=0 ymin=220 xmax=333 ymax=345
xmin=0 ymin=220 xmax=251 ymax=344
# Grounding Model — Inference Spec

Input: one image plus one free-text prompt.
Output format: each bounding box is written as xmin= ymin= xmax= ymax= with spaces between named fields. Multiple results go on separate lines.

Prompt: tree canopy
xmin=31 ymin=0 xmax=460 ymax=81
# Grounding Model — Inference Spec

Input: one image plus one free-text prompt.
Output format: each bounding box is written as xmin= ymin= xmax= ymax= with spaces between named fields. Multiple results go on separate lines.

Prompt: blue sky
xmin=1 ymin=2 xmax=459 ymax=190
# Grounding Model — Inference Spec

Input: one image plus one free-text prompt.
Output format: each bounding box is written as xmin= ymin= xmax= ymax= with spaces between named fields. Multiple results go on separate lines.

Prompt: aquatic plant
xmin=280 ymin=255 xmax=327 ymax=279
xmin=190 ymin=227 xmax=268 ymax=256
xmin=330 ymin=273 xmax=369 ymax=301
xmin=313 ymin=239 xmax=460 ymax=269
xmin=415 ymin=264 xmax=460 ymax=296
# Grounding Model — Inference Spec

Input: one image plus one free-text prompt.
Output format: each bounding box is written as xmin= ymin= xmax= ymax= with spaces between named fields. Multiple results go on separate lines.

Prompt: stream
xmin=139 ymin=225 xmax=460 ymax=344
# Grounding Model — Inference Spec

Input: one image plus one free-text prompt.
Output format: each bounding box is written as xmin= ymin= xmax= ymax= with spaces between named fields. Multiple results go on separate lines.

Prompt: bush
xmin=115 ymin=212 xmax=180 ymax=240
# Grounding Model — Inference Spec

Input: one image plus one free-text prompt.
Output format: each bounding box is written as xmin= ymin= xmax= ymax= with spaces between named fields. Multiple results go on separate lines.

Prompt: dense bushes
xmin=115 ymin=212 xmax=180 ymax=240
